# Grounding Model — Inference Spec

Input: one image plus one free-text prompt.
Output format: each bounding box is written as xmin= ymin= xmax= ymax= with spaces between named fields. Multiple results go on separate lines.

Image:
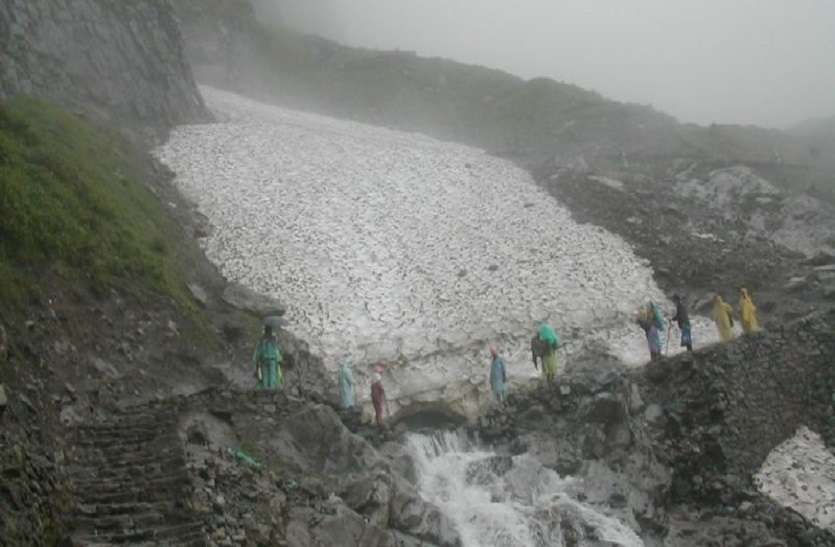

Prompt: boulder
xmin=584 ymin=392 xmax=626 ymax=424
xmin=784 ymin=276 xmax=808 ymax=291
xmin=91 ymin=357 xmax=120 ymax=379
xmin=272 ymin=405 xmax=461 ymax=546
xmin=804 ymin=252 xmax=835 ymax=267
xmin=389 ymin=475 xmax=461 ymax=547
xmin=272 ymin=405 xmax=380 ymax=475
xmin=187 ymin=283 xmax=210 ymax=307
xmin=286 ymin=505 xmax=397 ymax=547
xmin=341 ymin=472 xmax=392 ymax=528
xmin=222 ymin=282 xmax=286 ymax=317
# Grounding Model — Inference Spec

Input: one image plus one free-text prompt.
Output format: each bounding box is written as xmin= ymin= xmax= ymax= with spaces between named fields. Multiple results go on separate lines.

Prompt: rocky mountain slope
xmin=173 ymin=1 xmax=834 ymax=195
xmin=172 ymin=0 xmax=835 ymax=271
xmin=0 ymin=0 xmax=208 ymax=136
xmin=2 ymin=1 xmax=835 ymax=545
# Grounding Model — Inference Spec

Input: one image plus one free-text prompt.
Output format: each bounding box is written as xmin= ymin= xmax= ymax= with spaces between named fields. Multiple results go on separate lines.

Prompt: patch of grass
xmin=0 ymin=97 xmax=190 ymax=311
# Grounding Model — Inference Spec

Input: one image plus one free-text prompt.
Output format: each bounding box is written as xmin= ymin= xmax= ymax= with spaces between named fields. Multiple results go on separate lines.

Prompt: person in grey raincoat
xmin=338 ymin=356 xmax=355 ymax=409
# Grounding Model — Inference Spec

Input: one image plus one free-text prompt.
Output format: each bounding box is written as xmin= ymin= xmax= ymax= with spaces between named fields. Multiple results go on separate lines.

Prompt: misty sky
xmin=264 ymin=0 xmax=835 ymax=128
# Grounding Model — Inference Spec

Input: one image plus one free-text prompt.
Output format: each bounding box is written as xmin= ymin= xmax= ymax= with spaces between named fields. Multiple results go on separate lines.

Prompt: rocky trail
xmin=67 ymin=405 xmax=206 ymax=546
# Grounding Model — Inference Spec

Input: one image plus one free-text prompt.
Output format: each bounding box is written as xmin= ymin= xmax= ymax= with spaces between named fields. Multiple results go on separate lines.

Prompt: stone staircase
xmin=67 ymin=405 xmax=206 ymax=546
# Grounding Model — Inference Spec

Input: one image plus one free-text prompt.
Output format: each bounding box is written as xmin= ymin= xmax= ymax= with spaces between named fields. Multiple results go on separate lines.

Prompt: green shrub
xmin=0 ymin=97 xmax=187 ymax=309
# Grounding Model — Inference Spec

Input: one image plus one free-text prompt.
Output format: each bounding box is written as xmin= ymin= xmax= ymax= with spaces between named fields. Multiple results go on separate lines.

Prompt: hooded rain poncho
xmin=637 ymin=307 xmax=662 ymax=358
xmin=490 ymin=356 xmax=508 ymax=402
xmin=338 ymin=359 xmax=355 ymax=409
xmin=712 ymin=296 xmax=735 ymax=342
xmin=254 ymin=335 xmax=283 ymax=390
xmin=739 ymin=289 xmax=760 ymax=334
xmin=538 ymin=323 xmax=560 ymax=349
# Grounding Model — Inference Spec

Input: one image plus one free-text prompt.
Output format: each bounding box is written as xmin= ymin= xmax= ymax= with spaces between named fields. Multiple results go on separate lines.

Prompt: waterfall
xmin=406 ymin=431 xmax=644 ymax=547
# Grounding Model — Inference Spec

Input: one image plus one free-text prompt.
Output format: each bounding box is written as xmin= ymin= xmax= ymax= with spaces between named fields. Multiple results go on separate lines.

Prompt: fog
xmin=255 ymin=0 xmax=835 ymax=128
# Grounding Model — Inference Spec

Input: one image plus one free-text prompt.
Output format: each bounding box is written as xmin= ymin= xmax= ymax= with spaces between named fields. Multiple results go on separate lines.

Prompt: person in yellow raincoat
xmin=739 ymin=288 xmax=760 ymax=334
xmin=711 ymin=295 xmax=735 ymax=342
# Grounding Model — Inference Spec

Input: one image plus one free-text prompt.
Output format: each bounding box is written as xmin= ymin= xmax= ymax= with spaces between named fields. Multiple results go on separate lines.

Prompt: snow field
xmin=155 ymin=87 xmax=717 ymax=414
xmin=756 ymin=427 xmax=835 ymax=531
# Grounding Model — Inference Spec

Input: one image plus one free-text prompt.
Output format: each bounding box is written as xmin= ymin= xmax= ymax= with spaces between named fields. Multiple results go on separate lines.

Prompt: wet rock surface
xmin=475 ymin=312 xmax=835 ymax=546
xmin=535 ymin=158 xmax=831 ymax=330
xmin=63 ymin=388 xmax=466 ymax=547
xmin=0 ymin=0 xmax=207 ymax=134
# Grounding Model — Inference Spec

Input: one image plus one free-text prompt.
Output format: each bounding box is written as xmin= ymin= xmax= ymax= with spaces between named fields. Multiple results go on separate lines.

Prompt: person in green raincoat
xmin=254 ymin=325 xmax=283 ymax=390
xmin=532 ymin=323 xmax=560 ymax=383
xmin=338 ymin=356 xmax=355 ymax=409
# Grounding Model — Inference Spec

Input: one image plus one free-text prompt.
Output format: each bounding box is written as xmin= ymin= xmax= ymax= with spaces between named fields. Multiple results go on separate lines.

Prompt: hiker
xmin=370 ymin=366 xmax=387 ymax=429
xmin=532 ymin=323 xmax=560 ymax=383
xmin=711 ymin=295 xmax=735 ymax=342
xmin=488 ymin=346 xmax=508 ymax=403
xmin=739 ymin=288 xmax=760 ymax=334
xmin=338 ymin=356 xmax=355 ymax=409
xmin=636 ymin=303 xmax=663 ymax=361
xmin=253 ymin=324 xmax=283 ymax=390
xmin=671 ymin=294 xmax=693 ymax=352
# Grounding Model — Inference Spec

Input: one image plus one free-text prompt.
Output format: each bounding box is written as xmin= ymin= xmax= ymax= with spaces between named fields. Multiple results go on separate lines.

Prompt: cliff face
xmin=0 ymin=0 xmax=207 ymax=133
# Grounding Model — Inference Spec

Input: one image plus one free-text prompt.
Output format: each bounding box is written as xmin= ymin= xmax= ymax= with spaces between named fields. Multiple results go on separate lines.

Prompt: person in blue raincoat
xmin=253 ymin=325 xmax=283 ymax=390
xmin=488 ymin=346 xmax=508 ymax=403
xmin=338 ymin=356 xmax=355 ymax=409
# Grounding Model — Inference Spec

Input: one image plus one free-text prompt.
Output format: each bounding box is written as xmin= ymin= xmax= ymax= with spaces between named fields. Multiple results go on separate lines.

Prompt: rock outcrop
xmin=475 ymin=311 xmax=835 ymax=546
xmin=0 ymin=0 xmax=207 ymax=133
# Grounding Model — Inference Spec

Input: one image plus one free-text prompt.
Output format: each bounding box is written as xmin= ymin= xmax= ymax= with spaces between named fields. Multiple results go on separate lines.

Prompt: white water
xmin=407 ymin=431 xmax=644 ymax=547
xmin=155 ymin=86 xmax=718 ymax=415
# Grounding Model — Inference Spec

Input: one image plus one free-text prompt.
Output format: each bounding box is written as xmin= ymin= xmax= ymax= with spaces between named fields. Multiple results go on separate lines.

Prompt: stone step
xmin=76 ymin=451 xmax=182 ymax=469
xmin=72 ymin=511 xmax=167 ymax=533
xmin=72 ymin=454 xmax=185 ymax=471
xmin=76 ymin=501 xmax=168 ymax=517
xmin=69 ymin=406 xmax=204 ymax=546
xmin=71 ymin=520 xmax=205 ymax=545
xmin=75 ymin=434 xmax=180 ymax=450
xmin=76 ymin=423 xmax=168 ymax=436
xmin=73 ymin=471 xmax=190 ymax=491
xmin=74 ymin=475 xmax=191 ymax=498
xmin=77 ymin=484 xmax=190 ymax=506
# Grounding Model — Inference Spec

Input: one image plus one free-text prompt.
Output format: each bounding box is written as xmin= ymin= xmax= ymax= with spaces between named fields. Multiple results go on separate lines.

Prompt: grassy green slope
xmin=0 ymin=98 xmax=189 ymax=310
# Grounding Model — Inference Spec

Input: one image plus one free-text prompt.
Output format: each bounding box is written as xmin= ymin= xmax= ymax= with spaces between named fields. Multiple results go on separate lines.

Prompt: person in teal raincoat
xmin=488 ymin=346 xmax=508 ymax=403
xmin=535 ymin=323 xmax=561 ymax=383
xmin=254 ymin=325 xmax=283 ymax=390
xmin=338 ymin=356 xmax=355 ymax=409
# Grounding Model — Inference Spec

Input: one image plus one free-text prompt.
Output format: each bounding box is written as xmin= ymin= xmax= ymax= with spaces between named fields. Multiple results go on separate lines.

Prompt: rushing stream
xmin=406 ymin=431 xmax=644 ymax=547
